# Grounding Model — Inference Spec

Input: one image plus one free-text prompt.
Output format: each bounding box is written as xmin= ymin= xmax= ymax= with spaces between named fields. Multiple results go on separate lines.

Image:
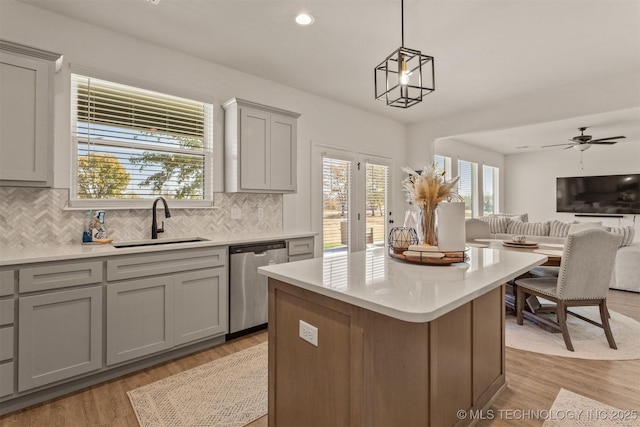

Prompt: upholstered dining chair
xmin=515 ymin=229 xmax=623 ymax=352
xmin=465 ymin=218 xmax=491 ymax=242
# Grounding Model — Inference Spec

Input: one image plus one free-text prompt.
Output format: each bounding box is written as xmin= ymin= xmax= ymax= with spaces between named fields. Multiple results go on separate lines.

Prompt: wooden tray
xmin=389 ymin=250 xmax=467 ymax=266
xmin=503 ymin=241 xmax=539 ymax=249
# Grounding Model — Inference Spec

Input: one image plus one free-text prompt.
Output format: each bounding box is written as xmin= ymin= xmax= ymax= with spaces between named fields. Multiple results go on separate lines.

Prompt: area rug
xmin=505 ymin=307 xmax=640 ymax=360
xmin=543 ymin=388 xmax=635 ymax=426
xmin=128 ymin=342 xmax=268 ymax=427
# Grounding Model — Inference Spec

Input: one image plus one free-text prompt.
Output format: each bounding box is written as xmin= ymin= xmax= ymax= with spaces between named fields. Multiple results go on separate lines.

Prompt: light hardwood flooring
xmin=1 ymin=289 xmax=638 ymax=427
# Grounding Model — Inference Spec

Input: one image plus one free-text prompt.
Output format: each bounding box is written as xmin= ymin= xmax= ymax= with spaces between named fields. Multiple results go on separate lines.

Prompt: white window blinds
xmin=483 ymin=165 xmax=499 ymax=216
xmin=458 ymin=159 xmax=476 ymax=218
xmin=71 ymin=74 xmax=213 ymax=203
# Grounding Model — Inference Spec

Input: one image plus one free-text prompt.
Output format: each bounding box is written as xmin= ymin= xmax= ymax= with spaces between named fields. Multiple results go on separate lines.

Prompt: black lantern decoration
xmin=374 ymin=0 xmax=435 ymax=108
xmin=388 ymin=227 xmax=419 ymax=254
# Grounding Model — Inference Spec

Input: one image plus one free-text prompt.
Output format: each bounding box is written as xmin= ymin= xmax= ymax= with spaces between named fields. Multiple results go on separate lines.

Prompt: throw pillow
xmin=479 ymin=216 xmax=509 ymax=234
xmin=568 ymin=221 xmax=604 ymax=235
xmin=608 ymin=226 xmax=636 ymax=247
xmin=506 ymin=220 xmax=550 ymax=236
xmin=489 ymin=213 xmax=529 ymax=222
xmin=549 ymin=220 xmax=575 ymax=237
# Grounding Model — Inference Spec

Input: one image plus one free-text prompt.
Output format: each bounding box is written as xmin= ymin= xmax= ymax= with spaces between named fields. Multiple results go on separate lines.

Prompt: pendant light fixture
xmin=375 ymin=0 xmax=435 ymax=108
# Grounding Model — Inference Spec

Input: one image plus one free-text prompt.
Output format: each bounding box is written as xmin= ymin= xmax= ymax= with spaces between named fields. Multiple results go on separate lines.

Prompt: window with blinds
xmin=70 ymin=74 xmax=213 ymax=206
xmin=322 ymin=157 xmax=352 ymax=253
xmin=458 ymin=159 xmax=477 ymax=218
xmin=483 ymin=165 xmax=499 ymax=216
xmin=434 ymin=155 xmax=452 ymax=180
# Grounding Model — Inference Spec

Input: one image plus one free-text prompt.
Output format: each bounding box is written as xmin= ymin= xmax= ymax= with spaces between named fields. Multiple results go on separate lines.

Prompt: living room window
xmin=483 ymin=165 xmax=499 ymax=216
xmin=434 ymin=155 xmax=452 ymax=180
xmin=70 ymin=73 xmax=214 ymax=208
xmin=458 ymin=159 xmax=477 ymax=218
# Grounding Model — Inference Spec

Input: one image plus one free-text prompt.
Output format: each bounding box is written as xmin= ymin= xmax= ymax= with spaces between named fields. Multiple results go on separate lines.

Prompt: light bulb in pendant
xmin=399 ymin=57 xmax=409 ymax=86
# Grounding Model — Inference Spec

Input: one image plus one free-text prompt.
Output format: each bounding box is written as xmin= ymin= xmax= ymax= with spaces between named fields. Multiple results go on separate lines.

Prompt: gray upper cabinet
xmin=0 ymin=41 xmax=61 ymax=187
xmin=223 ymin=98 xmax=300 ymax=193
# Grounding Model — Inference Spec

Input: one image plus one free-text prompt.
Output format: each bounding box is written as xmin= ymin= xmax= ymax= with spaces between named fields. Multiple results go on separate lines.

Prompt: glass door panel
xmin=322 ymin=157 xmax=352 ymax=254
xmin=365 ymin=162 xmax=389 ymax=248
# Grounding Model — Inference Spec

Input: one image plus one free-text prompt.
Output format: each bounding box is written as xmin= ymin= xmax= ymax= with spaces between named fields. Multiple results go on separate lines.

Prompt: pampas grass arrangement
xmin=402 ymin=163 xmax=462 ymax=245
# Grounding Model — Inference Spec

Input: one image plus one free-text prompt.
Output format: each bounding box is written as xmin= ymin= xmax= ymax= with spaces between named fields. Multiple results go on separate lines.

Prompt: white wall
xmin=0 ymin=0 xmax=407 ymax=244
xmin=505 ymin=144 xmax=640 ymax=240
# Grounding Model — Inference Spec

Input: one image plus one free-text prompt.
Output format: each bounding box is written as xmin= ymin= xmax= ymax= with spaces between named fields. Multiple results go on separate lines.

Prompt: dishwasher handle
xmin=229 ymin=240 xmax=287 ymax=254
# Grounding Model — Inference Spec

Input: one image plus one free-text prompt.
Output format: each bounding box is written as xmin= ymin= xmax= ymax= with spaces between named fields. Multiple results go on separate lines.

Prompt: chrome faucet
xmin=151 ymin=197 xmax=171 ymax=239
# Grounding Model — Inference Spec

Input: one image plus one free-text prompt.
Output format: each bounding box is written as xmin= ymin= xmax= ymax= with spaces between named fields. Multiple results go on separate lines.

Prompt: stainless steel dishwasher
xmin=227 ymin=240 xmax=288 ymax=339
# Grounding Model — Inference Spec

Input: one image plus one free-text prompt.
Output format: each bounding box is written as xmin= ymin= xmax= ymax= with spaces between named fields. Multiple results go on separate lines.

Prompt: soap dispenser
xmin=82 ymin=210 xmax=93 ymax=243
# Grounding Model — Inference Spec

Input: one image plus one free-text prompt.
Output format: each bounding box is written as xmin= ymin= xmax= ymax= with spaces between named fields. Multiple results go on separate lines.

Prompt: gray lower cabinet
xmin=17 ymin=286 xmax=102 ymax=392
xmin=106 ymin=247 xmax=228 ymax=366
xmin=106 ymin=276 xmax=174 ymax=366
xmin=0 ymin=271 xmax=14 ymax=398
xmin=174 ymin=268 xmax=227 ymax=346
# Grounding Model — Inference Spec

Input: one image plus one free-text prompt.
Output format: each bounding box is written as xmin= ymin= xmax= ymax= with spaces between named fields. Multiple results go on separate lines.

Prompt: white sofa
xmin=475 ymin=215 xmax=640 ymax=293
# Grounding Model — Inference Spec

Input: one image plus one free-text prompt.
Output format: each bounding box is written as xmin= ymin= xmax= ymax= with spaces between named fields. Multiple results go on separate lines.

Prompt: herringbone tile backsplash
xmin=0 ymin=188 xmax=282 ymax=247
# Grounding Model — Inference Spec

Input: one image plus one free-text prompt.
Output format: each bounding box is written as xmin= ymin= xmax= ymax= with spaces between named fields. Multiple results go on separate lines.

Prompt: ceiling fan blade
xmin=590 ymin=136 xmax=626 ymax=142
xmin=542 ymin=143 xmax=574 ymax=148
xmin=591 ymin=140 xmax=618 ymax=145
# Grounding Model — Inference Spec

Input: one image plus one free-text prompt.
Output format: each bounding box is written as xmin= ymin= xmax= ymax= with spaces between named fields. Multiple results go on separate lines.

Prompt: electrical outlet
xmin=231 ymin=207 xmax=241 ymax=220
xmin=299 ymin=320 xmax=318 ymax=346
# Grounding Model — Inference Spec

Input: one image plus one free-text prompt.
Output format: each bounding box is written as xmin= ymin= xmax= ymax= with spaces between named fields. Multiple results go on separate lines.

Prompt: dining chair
xmin=515 ymin=229 xmax=623 ymax=351
xmin=465 ymin=218 xmax=491 ymax=242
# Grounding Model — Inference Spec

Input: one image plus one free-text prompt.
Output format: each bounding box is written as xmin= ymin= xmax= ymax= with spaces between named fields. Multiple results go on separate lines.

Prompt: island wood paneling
xmin=268 ymin=279 xmax=505 ymax=427
xmin=473 ymin=287 xmax=506 ymax=407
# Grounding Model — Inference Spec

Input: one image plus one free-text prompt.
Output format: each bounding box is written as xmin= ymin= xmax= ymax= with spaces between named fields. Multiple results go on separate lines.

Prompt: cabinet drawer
xmin=0 ymin=299 xmax=14 ymax=326
xmin=0 ymin=270 xmax=13 ymax=296
xmin=107 ymin=247 xmax=226 ymax=282
xmin=0 ymin=361 xmax=13 ymax=398
xmin=288 ymin=237 xmax=314 ymax=256
xmin=19 ymin=261 xmax=103 ymax=293
xmin=0 ymin=326 xmax=13 ymax=362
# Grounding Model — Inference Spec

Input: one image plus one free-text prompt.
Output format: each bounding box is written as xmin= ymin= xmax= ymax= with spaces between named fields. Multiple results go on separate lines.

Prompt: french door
xmin=317 ymin=145 xmax=391 ymax=254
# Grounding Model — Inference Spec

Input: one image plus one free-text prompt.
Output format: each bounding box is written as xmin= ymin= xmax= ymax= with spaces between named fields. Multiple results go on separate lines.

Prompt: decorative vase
xmin=420 ymin=205 xmax=437 ymax=246
xmin=436 ymin=201 xmax=466 ymax=251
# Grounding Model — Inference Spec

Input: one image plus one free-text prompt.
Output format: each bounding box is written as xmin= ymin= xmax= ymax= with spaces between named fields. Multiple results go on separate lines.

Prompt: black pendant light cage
xmin=375 ymin=47 xmax=435 ymax=108
xmin=374 ymin=0 xmax=435 ymax=108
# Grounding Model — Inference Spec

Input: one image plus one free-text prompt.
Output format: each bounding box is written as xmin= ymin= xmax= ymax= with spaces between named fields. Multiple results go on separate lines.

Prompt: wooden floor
xmin=1 ymin=289 xmax=638 ymax=427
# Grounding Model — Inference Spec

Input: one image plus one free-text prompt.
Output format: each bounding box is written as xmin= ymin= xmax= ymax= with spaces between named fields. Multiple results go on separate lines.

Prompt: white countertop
xmin=0 ymin=232 xmax=317 ymax=266
xmin=259 ymin=247 xmax=547 ymax=323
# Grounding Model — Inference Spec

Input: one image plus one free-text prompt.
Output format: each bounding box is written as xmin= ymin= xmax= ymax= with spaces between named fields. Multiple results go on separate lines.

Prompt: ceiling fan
xmin=541 ymin=127 xmax=626 ymax=151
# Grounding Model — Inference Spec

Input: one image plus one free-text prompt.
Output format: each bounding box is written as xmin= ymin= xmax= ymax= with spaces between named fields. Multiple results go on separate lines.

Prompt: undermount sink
xmin=111 ymin=236 xmax=210 ymax=248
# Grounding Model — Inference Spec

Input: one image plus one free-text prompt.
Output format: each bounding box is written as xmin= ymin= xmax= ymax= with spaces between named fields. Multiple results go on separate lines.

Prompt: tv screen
xmin=556 ymin=174 xmax=640 ymax=215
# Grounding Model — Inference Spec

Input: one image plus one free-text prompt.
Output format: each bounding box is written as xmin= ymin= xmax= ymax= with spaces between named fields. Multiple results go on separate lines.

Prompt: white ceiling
xmin=14 ymin=0 xmax=640 ymax=153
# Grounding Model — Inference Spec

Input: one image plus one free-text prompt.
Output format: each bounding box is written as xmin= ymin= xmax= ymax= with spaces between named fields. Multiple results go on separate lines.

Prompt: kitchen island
xmin=259 ymin=247 xmax=547 ymax=427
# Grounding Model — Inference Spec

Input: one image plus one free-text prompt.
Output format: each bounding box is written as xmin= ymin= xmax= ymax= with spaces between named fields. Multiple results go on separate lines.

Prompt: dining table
xmin=471 ymin=238 xmax=565 ymax=319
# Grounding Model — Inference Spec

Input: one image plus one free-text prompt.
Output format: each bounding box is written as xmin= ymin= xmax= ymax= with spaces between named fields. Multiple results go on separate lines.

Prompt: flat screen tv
xmin=556 ymin=174 xmax=640 ymax=215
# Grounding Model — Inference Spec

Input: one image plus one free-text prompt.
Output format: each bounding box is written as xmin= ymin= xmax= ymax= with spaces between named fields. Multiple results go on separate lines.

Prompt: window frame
xmin=68 ymin=65 xmax=217 ymax=209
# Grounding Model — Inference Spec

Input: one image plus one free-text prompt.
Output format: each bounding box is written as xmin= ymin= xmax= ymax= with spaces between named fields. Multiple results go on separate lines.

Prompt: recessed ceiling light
xmin=516 ymin=145 xmax=530 ymax=149
xmin=295 ymin=13 xmax=314 ymax=26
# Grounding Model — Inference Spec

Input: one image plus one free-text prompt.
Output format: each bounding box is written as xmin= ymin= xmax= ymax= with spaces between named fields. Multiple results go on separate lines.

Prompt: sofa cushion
xmin=479 ymin=216 xmax=509 ymax=234
xmin=489 ymin=213 xmax=528 ymax=222
xmin=608 ymin=226 xmax=636 ymax=247
xmin=506 ymin=220 xmax=550 ymax=236
xmin=549 ymin=220 xmax=575 ymax=237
